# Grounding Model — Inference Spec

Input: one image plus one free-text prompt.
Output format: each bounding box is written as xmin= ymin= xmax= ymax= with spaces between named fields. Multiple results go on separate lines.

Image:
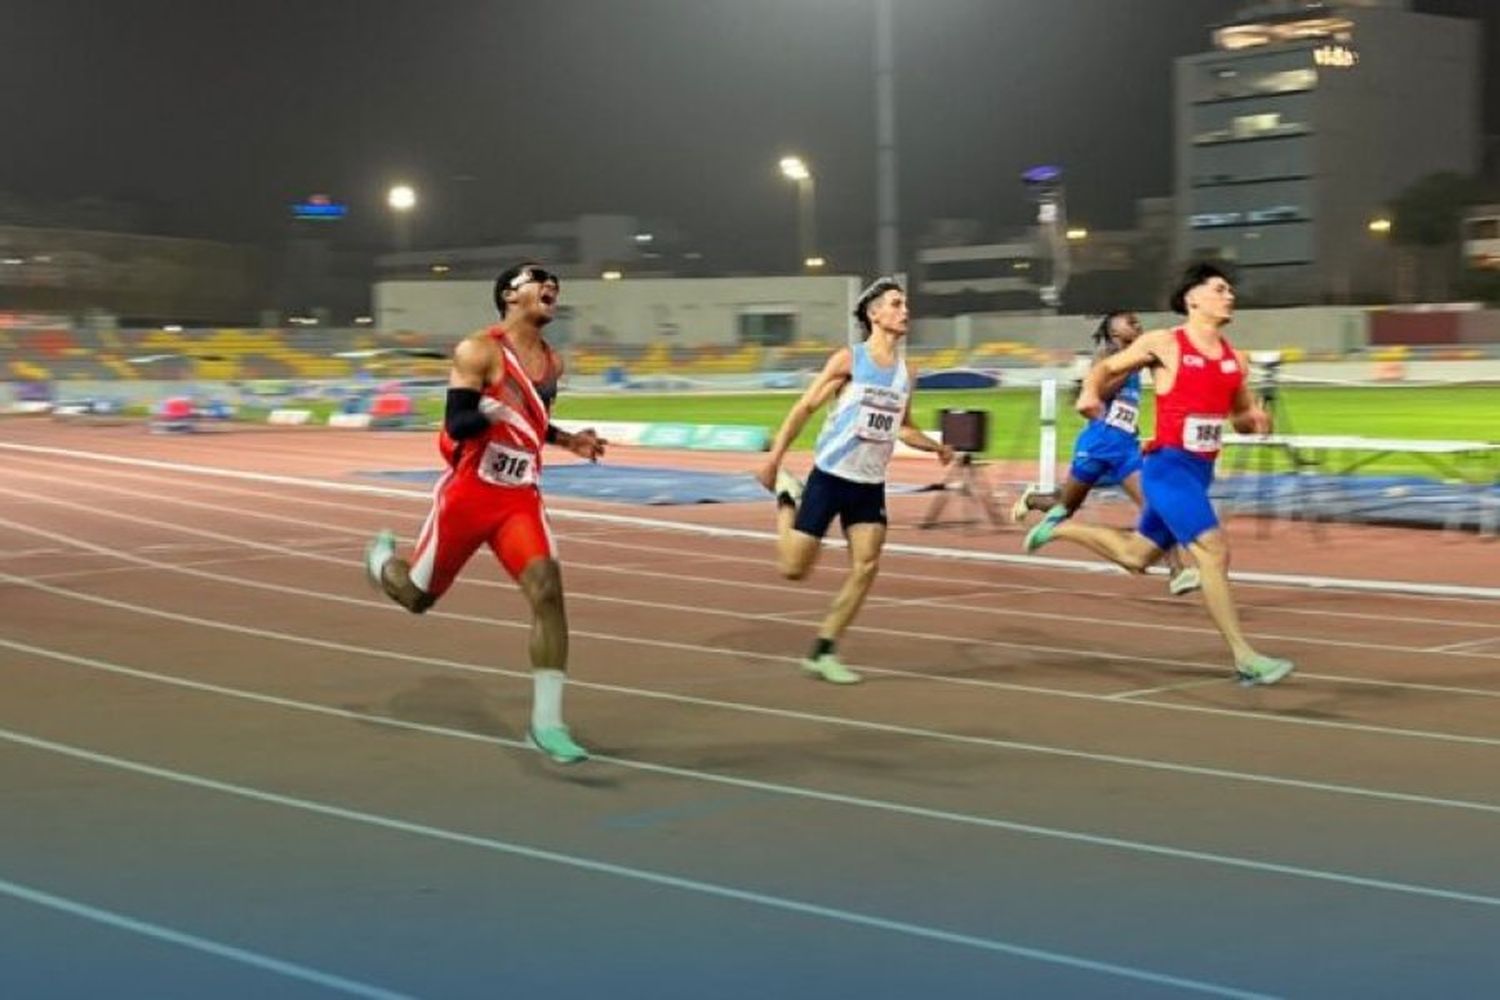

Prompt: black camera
xmin=939 ymin=409 xmax=989 ymax=454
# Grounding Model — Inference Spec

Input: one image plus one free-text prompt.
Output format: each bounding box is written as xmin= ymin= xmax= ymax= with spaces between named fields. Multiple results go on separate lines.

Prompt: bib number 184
xmin=1183 ymin=416 xmax=1223 ymax=453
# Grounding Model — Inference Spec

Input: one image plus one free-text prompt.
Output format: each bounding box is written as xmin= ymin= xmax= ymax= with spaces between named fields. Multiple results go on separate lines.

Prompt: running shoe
xmin=528 ymin=724 xmax=590 ymax=764
xmin=364 ymin=529 xmax=395 ymax=591
xmin=774 ymin=468 xmax=804 ymax=508
xmin=1009 ymin=485 xmax=1038 ymax=523
xmin=801 ymin=654 xmax=862 ymax=685
xmin=1168 ymin=567 xmax=1202 ymax=596
xmin=1235 ymin=653 xmax=1294 ymax=686
xmin=1022 ymin=517 xmax=1058 ymax=553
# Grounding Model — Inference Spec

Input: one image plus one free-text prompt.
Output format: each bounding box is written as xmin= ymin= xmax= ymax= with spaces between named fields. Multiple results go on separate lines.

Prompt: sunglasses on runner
xmin=510 ymin=267 xmax=560 ymax=290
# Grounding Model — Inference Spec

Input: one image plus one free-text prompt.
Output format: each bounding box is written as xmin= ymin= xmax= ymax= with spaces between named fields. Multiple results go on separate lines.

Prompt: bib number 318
xmin=479 ymin=442 xmax=536 ymax=486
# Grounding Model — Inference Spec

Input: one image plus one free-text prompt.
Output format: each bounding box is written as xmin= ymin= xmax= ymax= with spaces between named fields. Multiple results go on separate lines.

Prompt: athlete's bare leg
xmin=1013 ymin=476 xmax=1091 ymax=523
xmin=517 ymin=556 xmax=587 ymax=763
xmin=378 ymin=553 xmax=436 ymax=613
xmin=1042 ymin=520 xmax=1164 ymax=573
xmin=776 ymin=502 xmax=822 ymax=581
xmin=799 ymin=521 xmax=885 ymax=685
xmin=816 ymin=522 xmax=885 ymax=642
xmin=518 ymin=557 xmax=568 ymax=670
xmin=1186 ymin=529 xmax=1259 ymax=661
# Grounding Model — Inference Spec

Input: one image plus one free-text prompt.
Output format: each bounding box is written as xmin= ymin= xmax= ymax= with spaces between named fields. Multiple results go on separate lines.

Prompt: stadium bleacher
xmin=3 ymin=320 xmax=1498 ymax=386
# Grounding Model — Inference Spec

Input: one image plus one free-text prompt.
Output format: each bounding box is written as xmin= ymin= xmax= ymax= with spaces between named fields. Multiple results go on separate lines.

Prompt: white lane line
xmin=3 ymin=442 xmax=1495 ymax=600
xmin=1427 ymin=636 xmax=1500 ymax=653
xmin=23 ymin=550 xmax=318 ymax=586
xmin=552 ymin=532 xmax=1500 ymax=623
xmin=0 ymin=547 xmax=67 ymax=559
xmin=5 ymin=515 xmax=1500 ymax=757
xmin=12 ymin=453 xmax=1499 ymax=627
xmin=1108 ymin=679 xmax=1238 ymax=701
xmin=4 ymin=476 xmax=1498 ymax=691
xmin=0 ymin=726 xmax=1275 ymax=1000
xmin=7 ymin=635 xmax=1500 ymax=919
xmin=7 ymin=568 xmax=1500 ymax=817
xmin=869 ymin=588 xmax=1031 ymax=606
xmin=0 ymin=876 xmax=412 ymax=999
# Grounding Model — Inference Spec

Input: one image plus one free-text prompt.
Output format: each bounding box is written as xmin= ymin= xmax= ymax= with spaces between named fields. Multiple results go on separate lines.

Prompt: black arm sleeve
xmin=546 ymin=423 xmax=561 ymax=444
xmin=444 ymin=388 xmax=490 ymax=440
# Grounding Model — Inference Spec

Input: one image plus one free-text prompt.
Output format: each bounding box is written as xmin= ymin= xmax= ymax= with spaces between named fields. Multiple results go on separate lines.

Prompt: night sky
xmin=1 ymin=0 xmax=1493 ymax=272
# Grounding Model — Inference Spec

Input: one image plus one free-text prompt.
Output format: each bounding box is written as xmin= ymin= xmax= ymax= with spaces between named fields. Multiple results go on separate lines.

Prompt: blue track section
xmin=360 ymin=463 xmax=922 ymax=506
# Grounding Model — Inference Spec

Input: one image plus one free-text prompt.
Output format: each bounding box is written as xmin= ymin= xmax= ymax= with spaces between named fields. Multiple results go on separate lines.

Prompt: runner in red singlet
xmin=364 ymin=262 xmax=607 ymax=761
xmin=1024 ymin=263 xmax=1293 ymax=685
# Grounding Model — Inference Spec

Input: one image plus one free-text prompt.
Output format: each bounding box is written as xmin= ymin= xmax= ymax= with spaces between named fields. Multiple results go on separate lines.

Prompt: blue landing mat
xmin=1213 ymin=474 xmax=1500 ymax=532
xmin=360 ymin=462 xmax=924 ymax=506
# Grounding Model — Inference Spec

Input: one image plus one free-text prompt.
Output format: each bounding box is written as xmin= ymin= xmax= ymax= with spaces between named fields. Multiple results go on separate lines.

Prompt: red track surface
xmin=1 ymin=418 xmax=1498 ymax=998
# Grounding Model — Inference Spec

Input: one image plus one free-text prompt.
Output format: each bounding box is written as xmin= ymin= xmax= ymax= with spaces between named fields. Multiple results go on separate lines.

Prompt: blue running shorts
xmin=1136 ymin=447 xmax=1219 ymax=549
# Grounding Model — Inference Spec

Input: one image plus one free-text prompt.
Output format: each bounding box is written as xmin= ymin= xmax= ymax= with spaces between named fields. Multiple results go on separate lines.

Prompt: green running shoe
xmin=801 ymin=655 xmax=862 ymax=685
xmin=529 ymin=724 xmax=590 ymax=764
xmin=1235 ymin=653 xmax=1294 ymax=686
xmin=1023 ymin=517 xmax=1058 ymax=553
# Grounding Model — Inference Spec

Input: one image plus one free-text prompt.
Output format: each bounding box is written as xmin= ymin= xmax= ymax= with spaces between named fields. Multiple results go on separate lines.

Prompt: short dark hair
xmin=1170 ymin=261 xmax=1232 ymax=315
xmin=494 ymin=264 xmax=525 ymax=317
xmin=1091 ymin=309 xmax=1129 ymax=347
xmin=853 ymin=276 xmax=904 ymax=335
xmin=493 ymin=262 xmax=547 ymax=317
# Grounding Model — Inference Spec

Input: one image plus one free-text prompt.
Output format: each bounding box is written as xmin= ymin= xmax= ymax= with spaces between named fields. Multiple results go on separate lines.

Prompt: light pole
xmin=779 ymin=155 xmax=817 ymax=271
xmin=386 ymin=183 xmax=417 ymax=251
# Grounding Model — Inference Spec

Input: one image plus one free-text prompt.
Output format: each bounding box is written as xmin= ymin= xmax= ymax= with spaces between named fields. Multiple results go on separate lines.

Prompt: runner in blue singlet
xmin=1011 ymin=311 xmax=1199 ymax=596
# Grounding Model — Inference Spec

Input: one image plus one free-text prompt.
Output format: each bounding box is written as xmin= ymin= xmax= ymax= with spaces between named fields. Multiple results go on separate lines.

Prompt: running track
xmin=1 ymin=420 xmax=1498 ymax=999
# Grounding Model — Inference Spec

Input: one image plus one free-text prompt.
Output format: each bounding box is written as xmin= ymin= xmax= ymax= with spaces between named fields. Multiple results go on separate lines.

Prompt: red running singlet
xmin=439 ymin=327 xmax=560 ymax=487
xmin=1145 ymin=327 xmax=1245 ymax=462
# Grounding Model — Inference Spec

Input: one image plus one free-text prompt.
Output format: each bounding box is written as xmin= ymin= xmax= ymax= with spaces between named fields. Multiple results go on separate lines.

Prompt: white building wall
xmin=912 ymin=306 xmax=1370 ymax=353
xmin=375 ymin=275 xmax=864 ymax=346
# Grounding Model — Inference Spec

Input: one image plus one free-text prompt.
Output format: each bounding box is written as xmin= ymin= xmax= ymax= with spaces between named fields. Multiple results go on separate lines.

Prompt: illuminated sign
xmin=292 ymin=193 xmax=347 ymax=221
xmin=1313 ymin=45 xmax=1358 ymax=68
xmin=1022 ymin=165 xmax=1062 ymax=185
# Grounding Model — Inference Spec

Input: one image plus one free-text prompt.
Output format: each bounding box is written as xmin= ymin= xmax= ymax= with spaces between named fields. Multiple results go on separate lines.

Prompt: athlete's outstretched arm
xmin=1228 ymin=351 xmax=1271 ymax=434
xmin=1079 ymin=331 xmax=1168 ymax=418
xmin=755 ymin=348 xmax=852 ymax=490
xmin=541 ymin=352 xmax=608 ymax=460
xmin=897 ymin=362 xmax=955 ymax=463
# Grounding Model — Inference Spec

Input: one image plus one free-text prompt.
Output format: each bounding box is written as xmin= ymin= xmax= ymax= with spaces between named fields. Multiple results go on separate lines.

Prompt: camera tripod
xmin=920 ymin=452 xmax=1003 ymax=529
xmin=1224 ymin=362 xmax=1327 ymax=537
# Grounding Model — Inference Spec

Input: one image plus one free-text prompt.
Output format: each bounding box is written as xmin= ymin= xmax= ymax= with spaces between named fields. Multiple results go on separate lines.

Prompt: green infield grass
xmin=225 ymin=383 xmax=1497 ymax=479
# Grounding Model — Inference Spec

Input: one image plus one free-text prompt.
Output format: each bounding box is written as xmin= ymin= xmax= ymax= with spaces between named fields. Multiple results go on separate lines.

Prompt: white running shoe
xmin=1009 ymin=485 xmax=1038 ymax=523
xmin=1168 ymin=568 xmax=1202 ymax=597
xmin=774 ymin=468 xmax=804 ymax=507
xmin=364 ymin=530 xmax=395 ymax=591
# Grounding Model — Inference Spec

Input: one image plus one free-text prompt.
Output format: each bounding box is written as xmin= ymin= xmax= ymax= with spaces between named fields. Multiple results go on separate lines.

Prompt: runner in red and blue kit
xmin=364 ymin=262 xmax=609 ymax=762
xmin=1024 ymin=263 xmax=1293 ymax=685
xmin=1010 ymin=310 xmax=1198 ymax=596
